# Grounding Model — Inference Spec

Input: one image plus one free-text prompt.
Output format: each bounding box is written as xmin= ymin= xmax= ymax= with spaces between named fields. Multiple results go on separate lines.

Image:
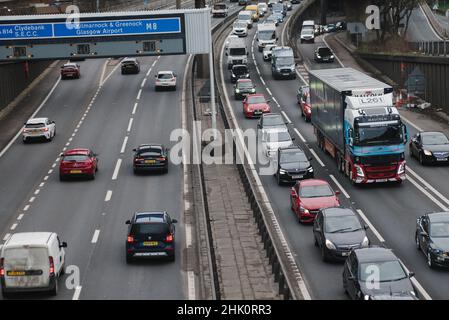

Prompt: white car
xmin=22 ymin=117 xmax=56 ymax=143
xmin=263 ymin=44 xmax=276 ymax=61
xmin=232 ymin=20 xmax=248 ymax=37
xmin=300 ymin=28 xmax=315 ymax=43
xmin=0 ymin=232 xmax=67 ymax=297
xmin=260 ymin=129 xmax=294 ymax=158
xmin=155 ymin=71 xmax=177 ymax=91
xmin=257 ymin=2 xmax=268 ymax=16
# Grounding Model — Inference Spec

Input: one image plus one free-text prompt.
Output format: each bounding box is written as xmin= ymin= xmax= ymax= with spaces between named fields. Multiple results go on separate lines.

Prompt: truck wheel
xmin=50 ymin=279 xmax=58 ymax=296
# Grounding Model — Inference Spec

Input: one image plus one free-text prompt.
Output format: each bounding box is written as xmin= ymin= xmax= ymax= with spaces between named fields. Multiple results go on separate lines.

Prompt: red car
xmin=60 ymin=63 xmax=80 ymax=80
xmin=290 ymin=179 xmax=340 ymax=223
xmin=243 ymin=94 xmax=270 ymax=118
xmin=59 ymin=148 xmax=98 ymax=181
xmin=297 ymin=85 xmax=311 ymax=122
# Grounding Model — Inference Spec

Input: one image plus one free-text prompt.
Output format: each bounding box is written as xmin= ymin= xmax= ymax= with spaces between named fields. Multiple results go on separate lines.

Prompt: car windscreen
xmin=280 ymin=151 xmax=307 ymax=163
xmin=233 ymin=66 xmax=248 ymax=75
xmin=259 ymin=31 xmax=275 ymax=40
xmin=234 ymin=22 xmax=246 ymax=28
xmin=325 ymin=215 xmax=362 ymax=233
xmin=214 ymin=4 xmax=226 ymax=9
xmin=265 ymin=131 xmax=291 ymax=142
xmin=158 ymin=73 xmax=173 ymax=79
xmin=25 ymin=123 xmax=45 ymax=128
xmin=229 ymin=48 xmax=247 ymax=56
xmin=63 ymin=155 xmax=89 ymax=161
xmin=4 ymin=247 xmax=49 ymax=271
xmin=276 ymin=57 xmax=294 ymax=65
xmin=359 ymin=260 xmax=407 ymax=282
xmin=239 ymin=13 xmax=251 ymax=20
xmin=318 ymin=47 xmax=332 ymax=55
xmin=299 ymin=184 xmax=334 ymax=198
xmin=264 ymin=115 xmax=284 ymax=127
xmin=122 ymin=61 xmax=137 ymax=65
xmin=422 ymin=133 xmax=449 ymax=145
xmin=131 ymin=223 xmax=169 ymax=235
xmin=138 ymin=148 xmax=163 ymax=157
xmin=237 ymin=81 xmax=253 ymax=89
xmin=247 ymin=96 xmax=266 ymax=104
xmin=430 ymin=222 xmax=449 ymax=237
xmin=302 ymin=29 xmax=314 ymax=35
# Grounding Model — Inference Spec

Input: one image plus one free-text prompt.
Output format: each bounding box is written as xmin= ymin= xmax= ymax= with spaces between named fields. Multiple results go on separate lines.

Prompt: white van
xmin=0 ymin=232 xmax=67 ymax=297
xmin=302 ymin=20 xmax=315 ymax=30
xmin=238 ymin=10 xmax=253 ymax=29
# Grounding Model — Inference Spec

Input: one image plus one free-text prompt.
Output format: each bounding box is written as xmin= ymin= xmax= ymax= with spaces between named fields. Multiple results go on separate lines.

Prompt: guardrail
xmin=409 ymin=41 xmax=449 ymax=56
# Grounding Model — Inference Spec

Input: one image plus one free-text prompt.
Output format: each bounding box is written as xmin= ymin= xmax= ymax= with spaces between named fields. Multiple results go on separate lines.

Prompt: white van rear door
xmin=3 ymin=247 xmax=50 ymax=288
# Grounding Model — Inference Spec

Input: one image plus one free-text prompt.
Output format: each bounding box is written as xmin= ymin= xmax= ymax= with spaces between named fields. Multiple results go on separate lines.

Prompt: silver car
xmin=22 ymin=117 xmax=56 ymax=143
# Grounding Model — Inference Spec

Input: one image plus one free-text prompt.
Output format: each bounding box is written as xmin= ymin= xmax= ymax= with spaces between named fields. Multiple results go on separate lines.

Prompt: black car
xmin=324 ymin=23 xmax=337 ymax=33
xmin=336 ymin=21 xmax=346 ymax=30
xmin=291 ymin=0 xmax=301 ymax=4
xmin=343 ymin=247 xmax=418 ymax=300
xmin=234 ymin=78 xmax=256 ymax=100
xmin=313 ymin=207 xmax=369 ymax=262
xmin=121 ymin=58 xmax=140 ymax=74
xmin=257 ymin=113 xmax=288 ymax=132
xmin=415 ymin=212 xmax=449 ymax=268
xmin=133 ymin=144 xmax=169 ymax=174
xmin=314 ymin=46 xmax=334 ymax=63
xmin=230 ymin=64 xmax=250 ymax=83
xmin=409 ymin=131 xmax=449 ymax=165
xmin=125 ymin=211 xmax=177 ymax=262
xmin=285 ymin=1 xmax=292 ymax=11
xmin=265 ymin=15 xmax=279 ymax=26
xmin=275 ymin=146 xmax=313 ymax=185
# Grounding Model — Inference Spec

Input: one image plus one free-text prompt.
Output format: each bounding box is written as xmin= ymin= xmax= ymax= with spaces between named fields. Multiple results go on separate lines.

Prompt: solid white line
xmin=407 ymin=167 xmax=449 ymax=206
xmin=401 ymin=115 xmax=423 ymax=132
xmin=356 ymin=209 xmax=385 ymax=243
xmin=29 ymin=197 xmax=35 ymax=203
xmin=72 ymin=286 xmax=82 ymax=300
xmin=120 ymin=136 xmax=128 ymax=154
xmin=309 ymin=148 xmax=325 ymax=167
xmin=323 ymin=34 xmax=344 ymax=67
xmin=281 ymin=111 xmax=291 ymax=123
xmin=91 ymin=229 xmax=100 ymax=244
xmin=418 ymin=3 xmax=444 ymax=41
xmin=329 ymin=174 xmax=350 ymax=199
xmin=141 ymin=78 xmax=147 ymax=88
xmin=24 ymin=205 xmax=30 ymax=211
xmin=187 ymin=270 xmax=196 ymax=300
xmin=127 ymin=118 xmax=134 ymax=132
xmin=104 ymin=190 xmax=113 ymax=202
xmin=17 ymin=214 xmax=24 ymax=221
xmin=0 ymin=78 xmax=61 ymax=159
xmin=403 ymin=264 xmax=433 ymax=300
xmin=407 ymin=175 xmax=448 ymax=211
xmin=293 ymin=128 xmax=307 ymax=143
xmin=146 ymin=68 xmax=152 ymax=77
xmin=152 ymin=60 xmax=157 ymax=67
xmin=10 ymin=223 xmax=17 ymax=231
xmin=99 ymin=60 xmax=108 ymax=86
xmin=3 ymin=234 xmax=10 ymax=241
xmin=266 ymin=88 xmax=272 ymax=96
xmin=101 ymin=60 xmax=121 ymax=85
xmin=136 ymin=89 xmax=142 ymax=100
xmin=112 ymin=158 xmax=122 ymax=181
xmin=132 ymin=102 xmax=138 ymax=115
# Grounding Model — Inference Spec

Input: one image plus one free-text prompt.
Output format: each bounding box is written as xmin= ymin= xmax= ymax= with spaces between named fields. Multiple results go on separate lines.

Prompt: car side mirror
xmin=347 ymin=275 xmax=355 ymax=281
xmin=132 ymin=148 xmax=136 ymax=152
xmin=225 ymin=53 xmax=228 ymax=56
xmin=291 ymin=137 xmax=296 ymax=141
xmin=308 ymin=157 xmax=313 ymax=161
xmin=60 ymin=242 xmax=67 ymax=248
xmin=364 ymin=224 xmax=369 ymax=230
xmin=256 ymin=38 xmax=259 ymax=41
xmin=125 ymin=220 xmax=131 ymax=225
xmin=59 ymin=153 xmax=64 ymax=157
xmin=155 ymin=75 xmax=158 ymax=78
xmin=408 ymin=272 xmax=415 ymax=278
xmin=420 ymin=231 xmax=429 ymax=237
xmin=172 ymin=219 xmax=178 ymax=223
xmin=335 ymin=190 xmax=341 ymax=196
xmin=276 ymin=37 xmax=279 ymax=41
xmin=52 ymin=121 xmax=55 ymax=124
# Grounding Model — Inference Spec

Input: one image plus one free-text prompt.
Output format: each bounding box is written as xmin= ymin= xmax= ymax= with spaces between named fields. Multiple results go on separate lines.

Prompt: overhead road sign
xmin=0 ymin=8 xmax=211 ymax=61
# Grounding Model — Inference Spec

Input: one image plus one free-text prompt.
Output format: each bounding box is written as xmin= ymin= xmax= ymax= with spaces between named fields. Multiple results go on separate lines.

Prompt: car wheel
xmin=90 ymin=170 xmax=96 ymax=180
xmin=50 ymin=279 xmax=58 ymax=296
xmin=163 ymin=167 xmax=168 ymax=174
xmin=126 ymin=255 xmax=134 ymax=264
xmin=321 ymin=246 xmax=329 ymax=262
xmin=419 ymin=153 xmax=426 ymax=165
xmin=60 ymin=263 xmax=66 ymax=276
xmin=314 ymin=236 xmax=318 ymax=247
xmin=133 ymin=168 xmax=139 ymax=175
xmin=59 ymin=174 xmax=66 ymax=181
xmin=23 ymin=137 xmax=28 ymax=144
xmin=276 ymin=173 xmax=282 ymax=186
xmin=168 ymin=254 xmax=175 ymax=262
xmin=415 ymin=233 xmax=421 ymax=250
xmin=427 ymin=252 xmax=434 ymax=268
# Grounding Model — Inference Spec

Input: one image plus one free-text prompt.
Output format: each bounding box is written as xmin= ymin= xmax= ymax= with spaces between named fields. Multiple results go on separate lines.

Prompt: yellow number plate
xmin=70 ymin=170 xmax=82 ymax=174
xmin=143 ymin=241 xmax=158 ymax=246
xmin=7 ymin=271 xmax=25 ymax=276
xmin=144 ymin=160 xmax=156 ymax=164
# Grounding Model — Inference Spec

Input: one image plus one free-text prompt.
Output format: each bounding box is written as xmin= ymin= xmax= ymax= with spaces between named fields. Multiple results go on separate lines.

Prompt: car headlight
xmin=299 ymin=206 xmax=309 ymax=214
xmin=430 ymin=244 xmax=443 ymax=254
xmin=245 ymin=74 xmax=249 ymax=77
xmin=279 ymin=169 xmax=287 ymax=174
xmin=276 ymin=67 xmax=281 ymax=71
xmin=364 ymin=294 xmax=371 ymax=300
xmin=354 ymin=164 xmax=365 ymax=177
xmin=361 ymin=236 xmax=369 ymax=247
xmin=235 ymin=89 xmax=240 ymax=93
xmin=307 ymin=166 xmax=314 ymax=172
xmin=330 ymin=55 xmax=334 ymax=58
xmin=316 ymin=54 xmax=321 ymax=58
xmin=325 ymin=239 xmax=336 ymax=250
xmin=251 ymin=88 xmax=256 ymax=92
xmin=423 ymin=150 xmax=432 ymax=156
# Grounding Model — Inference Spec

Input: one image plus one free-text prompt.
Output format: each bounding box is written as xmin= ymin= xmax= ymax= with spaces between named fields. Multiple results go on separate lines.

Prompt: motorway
xmin=219 ymin=4 xmax=449 ymax=299
xmin=406 ymin=5 xmax=443 ymax=42
xmin=0 ymin=3 xmax=240 ymax=300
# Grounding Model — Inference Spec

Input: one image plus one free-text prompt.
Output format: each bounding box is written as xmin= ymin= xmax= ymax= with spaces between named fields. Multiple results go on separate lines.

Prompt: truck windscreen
xmin=276 ymin=57 xmax=294 ymax=65
xmin=230 ymin=48 xmax=246 ymax=56
xmin=259 ymin=31 xmax=275 ymax=40
xmin=356 ymin=123 xmax=403 ymax=146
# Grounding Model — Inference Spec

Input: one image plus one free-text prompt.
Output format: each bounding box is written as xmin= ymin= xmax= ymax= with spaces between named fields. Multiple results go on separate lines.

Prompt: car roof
xmin=428 ymin=211 xmax=449 ymax=222
xmin=232 ymin=64 xmax=247 ymax=68
xmin=122 ymin=57 xmax=137 ymax=62
xmin=5 ymin=232 xmax=54 ymax=246
xmin=322 ymin=207 xmax=356 ymax=217
xmin=317 ymin=46 xmax=330 ymax=50
xmin=27 ymin=117 xmax=48 ymax=124
xmin=137 ymin=144 xmax=163 ymax=150
xmin=299 ymin=179 xmax=331 ymax=187
xmin=263 ymin=112 xmax=281 ymax=118
xmin=420 ymin=131 xmax=446 ymax=136
xmin=158 ymin=71 xmax=174 ymax=74
xmin=64 ymin=148 xmax=90 ymax=155
xmin=354 ymin=247 xmax=398 ymax=263
xmin=63 ymin=63 xmax=78 ymax=67
xmin=237 ymin=79 xmax=252 ymax=83
xmin=134 ymin=211 xmax=167 ymax=223
xmin=279 ymin=146 xmax=304 ymax=153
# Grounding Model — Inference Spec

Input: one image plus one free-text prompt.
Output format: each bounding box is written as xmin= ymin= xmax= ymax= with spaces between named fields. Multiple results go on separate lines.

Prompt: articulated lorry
xmin=309 ymin=68 xmax=408 ymax=184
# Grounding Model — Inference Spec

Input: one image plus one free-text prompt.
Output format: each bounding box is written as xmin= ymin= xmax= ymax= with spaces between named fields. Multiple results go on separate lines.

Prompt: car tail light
xmin=49 ymin=256 xmax=55 ymax=276
xmin=0 ymin=258 xmax=4 ymax=277
xmin=156 ymin=157 xmax=166 ymax=161
xmin=127 ymin=236 xmax=134 ymax=243
xmin=23 ymin=128 xmax=30 ymax=133
xmin=42 ymin=127 xmax=49 ymax=132
xmin=165 ymin=233 xmax=174 ymax=243
xmin=134 ymin=158 xmax=144 ymax=162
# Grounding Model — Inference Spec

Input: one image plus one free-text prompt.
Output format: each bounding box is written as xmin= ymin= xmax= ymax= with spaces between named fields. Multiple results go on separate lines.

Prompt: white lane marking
xmin=266 ymin=88 xmax=272 ymax=95
xmin=329 ymin=174 xmax=350 ymax=199
xmin=34 ymin=189 xmax=40 ymax=195
xmin=356 ymin=209 xmax=385 ymax=243
xmin=136 ymin=89 xmax=142 ymax=100
xmin=408 ymin=167 xmax=449 ymax=206
xmin=402 ymin=264 xmax=433 ymax=300
xmin=0 ymin=77 xmax=61 ymax=159
xmin=52 ymin=163 xmax=57 ymax=168
xmin=152 ymin=60 xmax=157 ymax=67
xmin=29 ymin=197 xmax=35 ymax=203
xmin=101 ymin=60 xmax=122 ymax=85
xmin=65 ymin=142 xmax=70 ymax=147
xmin=104 ymin=190 xmax=113 ymax=202
xmin=418 ymin=3 xmax=445 ymax=41
xmin=293 ymin=128 xmax=307 ymax=143
xmin=407 ymin=175 xmax=448 ymax=211
xmin=39 ymin=182 xmax=45 ymax=188
xmin=3 ymin=234 xmax=10 ymax=241
xmin=260 ymin=77 xmax=266 ymax=85
xmin=127 ymin=118 xmax=134 ymax=132
xmin=55 ymin=157 xmax=60 ymax=162
xmin=146 ymin=68 xmax=152 ymax=77
xmin=112 ymin=159 xmax=122 ymax=181
xmin=44 ymin=176 xmax=49 ymax=181
xmin=281 ymin=111 xmax=291 ymax=123
xmin=120 ymin=136 xmax=128 ymax=154
xmin=141 ymin=78 xmax=147 ymax=88
xmin=132 ymin=102 xmax=138 ymax=115
xmin=24 ymin=205 xmax=30 ymax=211
xmin=62 ymin=147 xmax=67 ymax=151
xmin=187 ymin=270 xmax=196 ymax=300
xmin=10 ymin=223 xmax=17 ymax=231
xmin=309 ymin=148 xmax=325 ymax=167
xmin=91 ymin=229 xmax=101 ymax=244
xmin=48 ymin=169 xmax=53 ymax=174
xmin=17 ymin=214 xmax=24 ymax=221
xmin=186 ymin=224 xmax=192 ymax=247
xmin=401 ymin=115 xmax=423 ymax=132
xmin=99 ymin=60 xmax=108 ymax=86
xmin=72 ymin=286 xmax=82 ymax=300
